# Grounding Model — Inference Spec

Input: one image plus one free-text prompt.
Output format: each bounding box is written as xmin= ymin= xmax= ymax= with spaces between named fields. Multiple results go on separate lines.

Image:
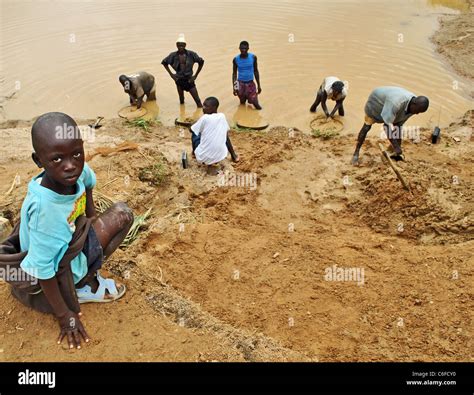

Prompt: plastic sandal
xmin=76 ymin=272 xmax=126 ymax=304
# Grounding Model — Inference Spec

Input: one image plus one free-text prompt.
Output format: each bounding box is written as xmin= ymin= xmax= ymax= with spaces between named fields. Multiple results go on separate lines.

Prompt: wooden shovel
xmin=378 ymin=143 xmax=411 ymax=193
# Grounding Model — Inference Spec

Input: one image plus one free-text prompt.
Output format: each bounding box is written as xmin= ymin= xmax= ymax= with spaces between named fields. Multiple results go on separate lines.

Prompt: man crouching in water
xmin=119 ymin=71 xmax=156 ymax=109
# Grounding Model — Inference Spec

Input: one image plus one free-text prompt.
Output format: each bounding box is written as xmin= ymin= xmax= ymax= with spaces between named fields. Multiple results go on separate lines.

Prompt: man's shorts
xmin=364 ymin=114 xmax=378 ymax=125
xmin=82 ymin=226 xmax=103 ymax=274
xmin=176 ymin=78 xmax=196 ymax=92
xmin=147 ymin=81 xmax=156 ymax=96
xmin=237 ymin=80 xmax=258 ymax=104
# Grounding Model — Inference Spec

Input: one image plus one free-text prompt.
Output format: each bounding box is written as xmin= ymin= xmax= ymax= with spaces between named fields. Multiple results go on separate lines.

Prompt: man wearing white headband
xmin=162 ymin=36 xmax=205 ymax=108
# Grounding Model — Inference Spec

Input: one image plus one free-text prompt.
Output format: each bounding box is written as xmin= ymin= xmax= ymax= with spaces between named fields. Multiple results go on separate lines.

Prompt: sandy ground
xmin=0 ymin=109 xmax=472 ymax=362
xmin=0 ymin=7 xmax=473 ymax=362
xmin=432 ymin=0 xmax=474 ymax=83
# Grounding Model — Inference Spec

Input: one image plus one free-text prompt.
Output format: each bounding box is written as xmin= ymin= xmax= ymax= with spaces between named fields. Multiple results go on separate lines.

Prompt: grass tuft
xmin=311 ymin=128 xmax=340 ymax=140
xmin=125 ymin=118 xmax=156 ymax=132
xmin=138 ymin=157 xmax=169 ymax=186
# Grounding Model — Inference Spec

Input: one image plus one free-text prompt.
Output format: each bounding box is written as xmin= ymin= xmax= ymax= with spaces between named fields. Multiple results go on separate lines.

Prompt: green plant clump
xmin=126 ymin=118 xmax=156 ymax=132
xmin=311 ymin=127 xmax=340 ymax=140
xmin=138 ymin=160 xmax=169 ymax=186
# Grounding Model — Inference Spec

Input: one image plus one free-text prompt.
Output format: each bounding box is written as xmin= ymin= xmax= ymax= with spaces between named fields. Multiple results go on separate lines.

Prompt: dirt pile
xmin=349 ymin=111 xmax=473 ymax=244
xmin=432 ymin=0 xmax=474 ymax=83
xmin=0 ymin=110 xmax=472 ymax=361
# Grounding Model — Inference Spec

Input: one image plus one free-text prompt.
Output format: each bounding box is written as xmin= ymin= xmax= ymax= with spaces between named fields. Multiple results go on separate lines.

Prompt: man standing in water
xmin=162 ymin=36 xmax=205 ymax=108
xmin=351 ymin=86 xmax=429 ymax=166
xmin=232 ymin=41 xmax=262 ymax=110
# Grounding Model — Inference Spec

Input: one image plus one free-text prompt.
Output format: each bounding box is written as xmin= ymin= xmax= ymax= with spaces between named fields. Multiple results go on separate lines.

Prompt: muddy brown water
xmin=1 ymin=0 xmax=472 ymax=132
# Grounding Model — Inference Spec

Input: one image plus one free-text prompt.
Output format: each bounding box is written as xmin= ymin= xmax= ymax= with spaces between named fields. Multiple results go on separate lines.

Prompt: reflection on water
xmin=141 ymin=100 xmax=160 ymax=122
xmin=427 ymin=0 xmax=470 ymax=11
xmin=178 ymin=105 xmax=203 ymax=123
xmin=232 ymin=105 xmax=265 ymax=128
xmin=1 ymin=0 xmax=472 ymax=132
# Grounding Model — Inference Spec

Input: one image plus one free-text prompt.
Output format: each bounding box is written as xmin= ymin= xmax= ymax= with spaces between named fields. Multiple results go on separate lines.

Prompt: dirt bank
xmin=0 ymin=108 xmax=472 ymax=361
xmin=432 ymin=0 xmax=474 ymax=83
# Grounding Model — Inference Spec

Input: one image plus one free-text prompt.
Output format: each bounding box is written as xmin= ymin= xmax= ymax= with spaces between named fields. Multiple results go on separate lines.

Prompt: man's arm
xmin=162 ymin=63 xmax=177 ymax=81
xmin=232 ymin=59 xmax=238 ymax=95
xmin=190 ymin=60 xmax=204 ymax=82
xmin=136 ymin=94 xmax=145 ymax=109
xmin=381 ymin=102 xmax=403 ymax=156
xmin=329 ymin=100 xmax=342 ymax=118
xmin=133 ymin=84 xmax=145 ymax=109
xmin=320 ymin=91 xmax=330 ymax=117
xmin=383 ymin=123 xmax=403 ymax=156
xmin=226 ymin=131 xmax=239 ymax=162
xmin=254 ymin=56 xmax=262 ymax=94
xmin=127 ymin=87 xmax=138 ymax=105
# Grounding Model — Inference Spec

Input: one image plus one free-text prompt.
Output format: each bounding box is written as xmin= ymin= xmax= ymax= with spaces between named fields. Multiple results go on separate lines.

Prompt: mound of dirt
xmin=0 ymin=112 xmax=472 ymax=362
xmin=349 ymin=111 xmax=473 ymax=244
xmin=350 ymin=161 xmax=473 ymax=244
xmin=432 ymin=0 xmax=474 ymax=83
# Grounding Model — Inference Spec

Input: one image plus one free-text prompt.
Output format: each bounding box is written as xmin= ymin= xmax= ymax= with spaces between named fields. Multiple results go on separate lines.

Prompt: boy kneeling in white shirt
xmin=190 ymin=97 xmax=239 ymax=167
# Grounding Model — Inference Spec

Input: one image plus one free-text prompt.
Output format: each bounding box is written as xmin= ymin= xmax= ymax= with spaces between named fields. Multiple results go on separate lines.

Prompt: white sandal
xmin=76 ymin=273 xmax=126 ymax=304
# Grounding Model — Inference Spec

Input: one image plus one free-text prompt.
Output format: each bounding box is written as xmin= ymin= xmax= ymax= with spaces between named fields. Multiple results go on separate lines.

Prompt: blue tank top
xmin=234 ymin=53 xmax=255 ymax=82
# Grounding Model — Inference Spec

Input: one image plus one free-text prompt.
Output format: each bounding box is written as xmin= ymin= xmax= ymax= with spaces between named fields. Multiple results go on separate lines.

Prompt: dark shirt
xmin=161 ymin=50 xmax=204 ymax=79
xmin=126 ymin=71 xmax=155 ymax=99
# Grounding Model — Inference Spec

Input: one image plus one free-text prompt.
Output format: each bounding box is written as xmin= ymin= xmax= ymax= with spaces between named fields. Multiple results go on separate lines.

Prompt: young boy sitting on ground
xmin=17 ymin=112 xmax=133 ymax=349
xmin=190 ymin=97 xmax=239 ymax=170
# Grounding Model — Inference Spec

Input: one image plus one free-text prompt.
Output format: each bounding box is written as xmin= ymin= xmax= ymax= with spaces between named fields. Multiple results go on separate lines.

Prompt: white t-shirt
xmin=320 ymin=76 xmax=348 ymax=101
xmin=191 ymin=113 xmax=229 ymax=165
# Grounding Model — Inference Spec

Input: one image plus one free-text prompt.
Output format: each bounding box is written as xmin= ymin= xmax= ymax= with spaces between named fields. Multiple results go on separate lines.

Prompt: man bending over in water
xmin=119 ymin=71 xmax=156 ymax=109
xmin=310 ymin=76 xmax=348 ymax=118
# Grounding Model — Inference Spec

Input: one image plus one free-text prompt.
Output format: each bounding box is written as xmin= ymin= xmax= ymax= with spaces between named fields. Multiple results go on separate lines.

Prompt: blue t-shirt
xmin=19 ymin=163 xmax=96 ymax=283
xmin=234 ymin=53 xmax=255 ymax=82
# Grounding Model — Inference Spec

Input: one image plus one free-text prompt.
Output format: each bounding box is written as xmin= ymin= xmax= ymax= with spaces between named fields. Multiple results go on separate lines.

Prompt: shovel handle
xmin=378 ymin=143 xmax=411 ymax=192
